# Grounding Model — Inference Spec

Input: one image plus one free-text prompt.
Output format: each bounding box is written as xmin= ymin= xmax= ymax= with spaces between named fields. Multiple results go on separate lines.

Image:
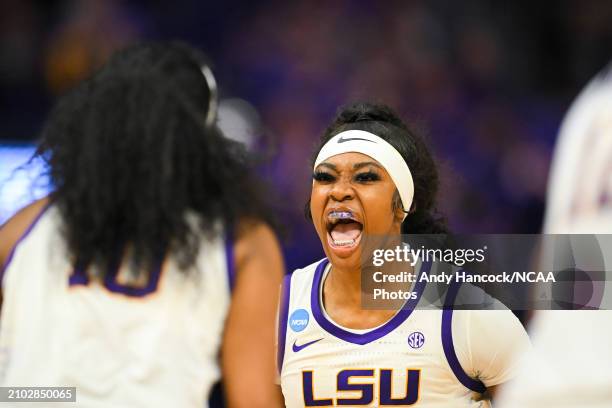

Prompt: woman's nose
xmin=329 ymin=179 xmax=354 ymax=202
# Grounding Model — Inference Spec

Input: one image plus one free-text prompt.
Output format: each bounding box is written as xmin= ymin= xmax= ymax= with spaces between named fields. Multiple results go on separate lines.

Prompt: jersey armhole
xmin=441 ymin=280 xmax=487 ymax=394
xmin=277 ymin=272 xmax=292 ymax=376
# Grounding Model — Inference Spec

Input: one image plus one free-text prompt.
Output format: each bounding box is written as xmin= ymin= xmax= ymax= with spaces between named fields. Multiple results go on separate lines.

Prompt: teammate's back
xmin=0 ymin=42 xmax=284 ymax=408
xmin=1 ymin=205 xmax=231 ymax=407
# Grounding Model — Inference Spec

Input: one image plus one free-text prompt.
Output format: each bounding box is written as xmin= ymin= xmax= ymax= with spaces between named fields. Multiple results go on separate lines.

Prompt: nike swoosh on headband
xmin=292 ymin=338 xmax=323 ymax=352
xmin=337 ymin=136 xmax=377 ymax=143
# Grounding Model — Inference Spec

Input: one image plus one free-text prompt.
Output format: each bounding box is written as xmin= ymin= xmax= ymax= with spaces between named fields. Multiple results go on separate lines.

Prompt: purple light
xmin=0 ymin=144 xmax=51 ymax=224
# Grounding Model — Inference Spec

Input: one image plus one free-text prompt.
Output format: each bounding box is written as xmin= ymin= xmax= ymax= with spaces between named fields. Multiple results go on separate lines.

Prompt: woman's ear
xmin=392 ymin=191 xmax=406 ymax=224
xmin=394 ymin=205 xmax=406 ymax=224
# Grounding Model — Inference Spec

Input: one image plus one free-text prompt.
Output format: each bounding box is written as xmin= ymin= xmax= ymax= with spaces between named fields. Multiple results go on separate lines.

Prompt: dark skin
xmin=0 ymin=197 xmax=50 ymax=309
xmin=311 ymin=152 xmax=405 ymax=329
xmin=310 ymin=152 xmax=499 ymax=399
xmin=0 ymin=199 xmax=284 ymax=408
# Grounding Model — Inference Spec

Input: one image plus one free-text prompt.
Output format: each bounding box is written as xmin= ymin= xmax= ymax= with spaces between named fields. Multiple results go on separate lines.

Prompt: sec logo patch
xmin=408 ymin=331 xmax=425 ymax=349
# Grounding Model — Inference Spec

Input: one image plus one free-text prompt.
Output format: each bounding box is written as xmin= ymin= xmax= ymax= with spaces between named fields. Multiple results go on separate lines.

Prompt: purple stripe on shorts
xmin=441 ymin=277 xmax=487 ymax=394
xmin=277 ymin=272 xmax=292 ymax=374
xmin=311 ymin=258 xmax=432 ymax=345
xmin=0 ymin=202 xmax=51 ymax=287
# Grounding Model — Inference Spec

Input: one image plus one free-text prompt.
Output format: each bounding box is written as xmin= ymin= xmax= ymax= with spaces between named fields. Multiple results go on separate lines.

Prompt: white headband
xmin=314 ymin=130 xmax=414 ymax=220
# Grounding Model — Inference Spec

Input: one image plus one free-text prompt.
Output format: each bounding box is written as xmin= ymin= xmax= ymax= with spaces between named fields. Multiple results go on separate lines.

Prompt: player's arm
xmin=487 ymin=385 xmax=500 ymax=399
xmin=464 ymin=310 xmax=531 ymax=398
xmin=0 ymin=198 xmax=50 ymax=264
xmin=0 ymin=198 xmax=50 ymax=290
xmin=221 ymin=220 xmax=284 ymax=408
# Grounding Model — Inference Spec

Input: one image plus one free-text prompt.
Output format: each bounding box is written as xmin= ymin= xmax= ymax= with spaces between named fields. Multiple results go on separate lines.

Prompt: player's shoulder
xmin=454 ymin=282 xmax=508 ymax=311
xmin=291 ymin=258 xmax=326 ymax=279
xmin=0 ymin=197 xmax=51 ymax=267
xmin=286 ymin=258 xmax=327 ymax=292
xmin=232 ymin=219 xmax=281 ymax=265
xmin=449 ymin=282 xmax=526 ymax=345
xmin=452 ymin=283 xmax=521 ymax=328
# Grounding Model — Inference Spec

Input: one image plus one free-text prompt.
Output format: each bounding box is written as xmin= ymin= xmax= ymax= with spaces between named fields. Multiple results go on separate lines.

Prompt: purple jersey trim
xmin=225 ymin=232 xmax=235 ymax=292
xmin=103 ymin=257 xmax=164 ymax=297
xmin=441 ymin=278 xmax=487 ymax=394
xmin=310 ymin=258 xmax=431 ymax=345
xmin=68 ymin=263 xmax=89 ymax=286
xmin=0 ymin=202 xmax=51 ymax=288
xmin=277 ymin=273 xmax=292 ymax=374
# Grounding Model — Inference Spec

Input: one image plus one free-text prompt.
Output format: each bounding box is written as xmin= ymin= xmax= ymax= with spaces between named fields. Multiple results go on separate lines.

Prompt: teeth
xmin=333 ymin=239 xmax=355 ymax=247
xmin=329 ymin=211 xmax=354 ymax=220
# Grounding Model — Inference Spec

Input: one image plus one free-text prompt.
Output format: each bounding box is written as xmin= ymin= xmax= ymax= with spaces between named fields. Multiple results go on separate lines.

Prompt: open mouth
xmin=326 ymin=210 xmax=363 ymax=250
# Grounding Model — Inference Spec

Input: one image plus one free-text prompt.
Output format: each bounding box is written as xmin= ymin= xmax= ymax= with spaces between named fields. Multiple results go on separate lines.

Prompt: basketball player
xmin=0 ymin=43 xmax=283 ymax=407
xmin=496 ymin=63 xmax=612 ymax=407
xmin=277 ymin=102 xmax=530 ymax=407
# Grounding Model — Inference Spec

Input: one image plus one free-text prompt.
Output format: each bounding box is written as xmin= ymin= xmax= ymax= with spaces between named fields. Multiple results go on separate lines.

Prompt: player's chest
xmin=281 ymin=313 xmax=460 ymax=407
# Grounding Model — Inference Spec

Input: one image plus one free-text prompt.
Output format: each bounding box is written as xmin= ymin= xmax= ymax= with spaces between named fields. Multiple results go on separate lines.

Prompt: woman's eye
xmin=355 ymin=172 xmax=380 ymax=182
xmin=313 ymin=171 xmax=336 ymax=182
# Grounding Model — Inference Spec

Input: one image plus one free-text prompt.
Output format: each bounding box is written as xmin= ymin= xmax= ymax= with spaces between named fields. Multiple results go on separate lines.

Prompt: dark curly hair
xmin=36 ymin=42 xmax=274 ymax=275
xmin=308 ymin=102 xmax=448 ymax=234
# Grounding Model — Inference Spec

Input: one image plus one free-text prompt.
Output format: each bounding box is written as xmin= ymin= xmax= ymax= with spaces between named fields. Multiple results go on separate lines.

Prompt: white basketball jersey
xmin=0 ymin=205 xmax=233 ymax=407
xmin=497 ymin=63 xmax=612 ymax=408
xmin=279 ymin=259 xmax=529 ymax=408
xmin=543 ymin=62 xmax=612 ymax=234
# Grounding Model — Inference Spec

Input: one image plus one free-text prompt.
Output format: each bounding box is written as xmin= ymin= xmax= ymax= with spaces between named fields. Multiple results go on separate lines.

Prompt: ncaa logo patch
xmin=408 ymin=331 xmax=425 ymax=349
xmin=289 ymin=309 xmax=310 ymax=332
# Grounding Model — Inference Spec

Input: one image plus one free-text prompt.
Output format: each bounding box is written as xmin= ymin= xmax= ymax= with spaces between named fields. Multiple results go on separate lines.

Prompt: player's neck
xmin=325 ymin=264 xmax=361 ymax=303
xmin=323 ymin=266 xmax=398 ymax=329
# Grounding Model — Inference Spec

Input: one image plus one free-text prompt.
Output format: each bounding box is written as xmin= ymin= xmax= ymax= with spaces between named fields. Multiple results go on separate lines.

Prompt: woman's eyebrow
xmin=353 ymin=161 xmax=382 ymax=170
xmin=316 ymin=162 xmax=337 ymax=171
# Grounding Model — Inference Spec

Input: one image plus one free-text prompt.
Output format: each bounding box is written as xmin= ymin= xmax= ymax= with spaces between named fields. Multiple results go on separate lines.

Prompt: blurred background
xmin=1 ymin=0 xmax=611 ymax=273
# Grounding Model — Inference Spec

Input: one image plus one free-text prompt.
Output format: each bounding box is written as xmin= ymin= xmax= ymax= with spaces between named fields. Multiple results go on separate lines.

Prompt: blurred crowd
xmin=1 ymin=0 xmax=611 ymax=271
